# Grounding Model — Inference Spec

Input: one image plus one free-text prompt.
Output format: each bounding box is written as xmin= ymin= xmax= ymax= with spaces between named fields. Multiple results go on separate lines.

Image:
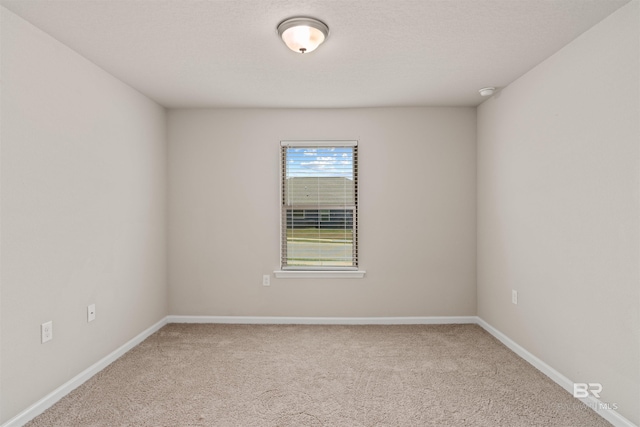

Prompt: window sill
xmin=274 ymin=270 xmax=366 ymax=279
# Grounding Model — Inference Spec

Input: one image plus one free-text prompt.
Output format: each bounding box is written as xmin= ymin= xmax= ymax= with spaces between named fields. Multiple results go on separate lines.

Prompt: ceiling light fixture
xmin=277 ymin=17 xmax=329 ymax=54
xmin=479 ymin=87 xmax=496 ymax=97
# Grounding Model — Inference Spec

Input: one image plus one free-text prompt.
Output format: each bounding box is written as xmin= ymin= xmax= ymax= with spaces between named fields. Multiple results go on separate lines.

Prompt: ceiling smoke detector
xmin=277 ymin=17 xmax=329 ymax=54
xmin=479 ymin=87 xmax=496 ymax=96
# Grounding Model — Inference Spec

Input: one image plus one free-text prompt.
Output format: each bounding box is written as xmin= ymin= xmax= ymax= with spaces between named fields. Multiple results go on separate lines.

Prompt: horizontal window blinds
xmin=281 ymin=141 xmax=358 ymax=270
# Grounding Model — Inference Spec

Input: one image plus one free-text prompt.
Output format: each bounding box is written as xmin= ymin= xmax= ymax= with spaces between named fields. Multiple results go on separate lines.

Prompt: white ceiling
xmin=1 ymin=0 xmax=630 ymax=108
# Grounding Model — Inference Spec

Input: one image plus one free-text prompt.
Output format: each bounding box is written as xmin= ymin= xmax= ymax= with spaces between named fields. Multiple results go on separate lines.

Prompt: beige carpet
xmin=26 ymin=324 xmax=611 ymax=426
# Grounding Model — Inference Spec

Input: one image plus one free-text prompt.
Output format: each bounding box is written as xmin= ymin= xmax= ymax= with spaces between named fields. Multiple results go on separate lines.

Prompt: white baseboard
xmin=1 ymin=317 xmax=168 ymax=427
xmin=476 ymin=317 xmax=637 ymax=427
xmin=166 ymin=315 xmax=477 ymax=325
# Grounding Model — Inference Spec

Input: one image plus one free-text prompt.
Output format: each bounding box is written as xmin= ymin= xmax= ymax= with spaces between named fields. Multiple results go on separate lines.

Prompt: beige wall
xmin=168 ymin=108 xmax=477 ymax=317
xmin=0 ymin=8 xmax=168 ymax=423
xmin=477 ymin=1 xmax=639 ymax=424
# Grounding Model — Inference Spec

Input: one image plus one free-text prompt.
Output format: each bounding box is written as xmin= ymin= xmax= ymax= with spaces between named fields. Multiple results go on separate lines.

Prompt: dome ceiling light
xmin=277 ymin=17 xmax=329 ymax=54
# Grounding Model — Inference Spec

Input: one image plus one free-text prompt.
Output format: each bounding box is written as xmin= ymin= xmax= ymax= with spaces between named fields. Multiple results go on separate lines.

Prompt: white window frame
xmin=275 ymin=140 xmax=365 ymax=279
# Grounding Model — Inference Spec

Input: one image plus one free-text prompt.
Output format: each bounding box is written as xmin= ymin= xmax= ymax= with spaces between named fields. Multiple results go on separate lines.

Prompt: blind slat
xmin=281 ymin=140 xmax=358 ymax=147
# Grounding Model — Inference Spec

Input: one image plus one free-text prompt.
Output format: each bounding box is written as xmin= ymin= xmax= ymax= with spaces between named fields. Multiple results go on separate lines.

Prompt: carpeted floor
xmin=26 ymin=324 xmax=611 ymax=426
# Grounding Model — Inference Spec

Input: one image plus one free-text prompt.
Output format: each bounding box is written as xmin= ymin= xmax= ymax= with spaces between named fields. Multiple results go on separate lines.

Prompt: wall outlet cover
xmin=41 ymin=321 xmax=53 ymax=343
xmin=88 ymin=304 xmax=96 ymax=322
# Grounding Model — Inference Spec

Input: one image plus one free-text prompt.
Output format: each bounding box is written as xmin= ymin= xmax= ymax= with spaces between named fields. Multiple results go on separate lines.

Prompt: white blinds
xmin=280 ymin=141 xmax=358 ymax=270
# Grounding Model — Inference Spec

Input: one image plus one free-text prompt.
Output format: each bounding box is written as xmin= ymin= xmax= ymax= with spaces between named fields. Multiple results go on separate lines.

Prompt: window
xmin=280 ymin=141 xmax=359 ymax=271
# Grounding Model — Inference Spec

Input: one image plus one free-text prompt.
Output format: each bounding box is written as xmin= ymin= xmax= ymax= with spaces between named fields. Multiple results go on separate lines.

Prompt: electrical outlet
xmin=88 ymin=304 xmax=96 ymax=322
xmin=512 ymin=290 xmax=518 ymax=305
xmin=41 ymin=321 xmax=53 ymax=343
xmin=262 ymin=274 xmax=270 ymax=286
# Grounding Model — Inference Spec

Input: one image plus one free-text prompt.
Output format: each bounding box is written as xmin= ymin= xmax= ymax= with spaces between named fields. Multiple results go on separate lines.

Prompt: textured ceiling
xmin=0 ymin=0 xmax=631 ymax=108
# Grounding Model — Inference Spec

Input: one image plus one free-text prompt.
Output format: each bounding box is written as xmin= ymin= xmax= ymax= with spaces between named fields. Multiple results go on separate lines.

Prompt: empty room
xmin=1 ymin=0 xmax=638 ymax=426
